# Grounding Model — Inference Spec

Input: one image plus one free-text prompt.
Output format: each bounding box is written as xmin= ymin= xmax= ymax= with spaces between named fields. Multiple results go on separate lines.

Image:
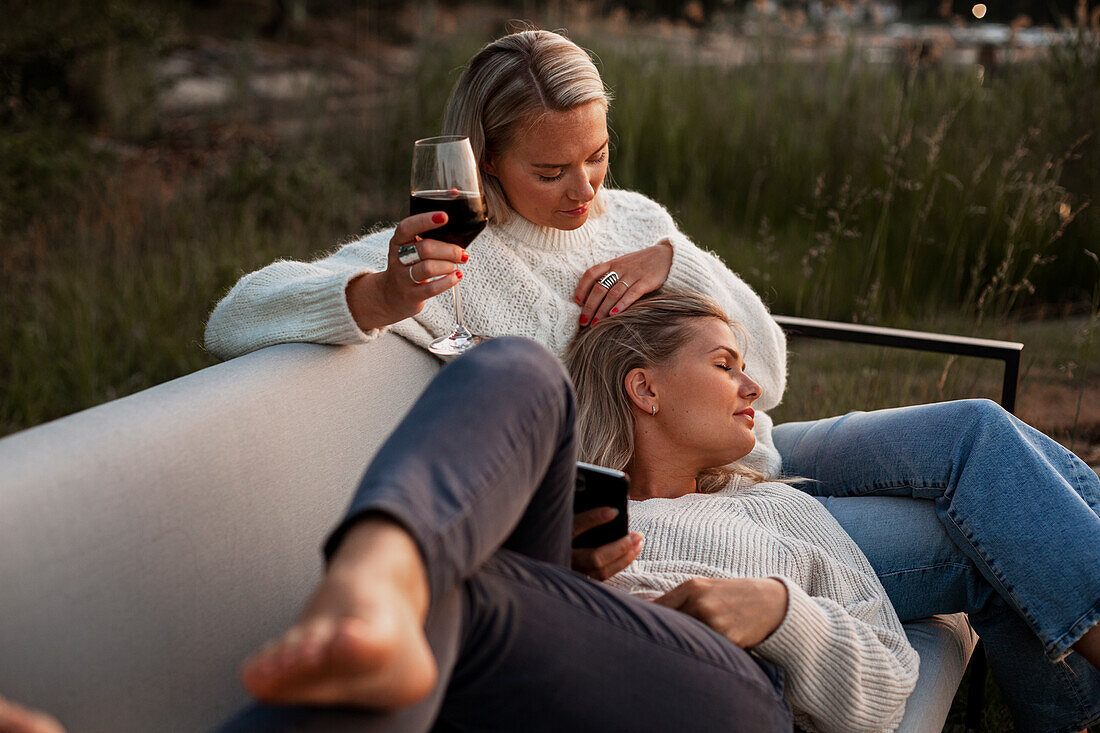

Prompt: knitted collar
xmin=492 ymin=208 xmax=601 ymax=252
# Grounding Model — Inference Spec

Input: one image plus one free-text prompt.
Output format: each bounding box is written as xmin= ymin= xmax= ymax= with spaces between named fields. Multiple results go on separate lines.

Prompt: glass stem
xmin=452 ymin=281 xmax=470 ymax=337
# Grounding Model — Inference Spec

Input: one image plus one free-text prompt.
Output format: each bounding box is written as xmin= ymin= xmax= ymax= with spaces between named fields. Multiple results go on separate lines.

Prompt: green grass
xmin=774 ymin=314 xmax=1094 ymax=417
xmin=599 ymin=35 xmax=1100 ymax=322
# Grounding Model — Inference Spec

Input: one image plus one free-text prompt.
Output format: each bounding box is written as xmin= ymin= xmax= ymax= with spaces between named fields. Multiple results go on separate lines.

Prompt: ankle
xmin=1070 ymin=622 xmax=1100 ymax=670
xmin=327 ymin=516 xmax=431 ymax=617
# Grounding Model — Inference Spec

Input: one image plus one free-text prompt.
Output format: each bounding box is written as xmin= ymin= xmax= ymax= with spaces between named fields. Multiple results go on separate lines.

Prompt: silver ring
xmin=597 ymin=271 xmax=620 ymax=289
xmin=409 ymin=265 xmax=421 ymax=284
xmin=397 ymin=244 xmax=421 ymax=266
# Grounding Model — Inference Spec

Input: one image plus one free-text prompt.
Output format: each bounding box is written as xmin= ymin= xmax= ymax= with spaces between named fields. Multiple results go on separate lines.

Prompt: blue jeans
xmin=219 ymin=338 xmax=790 ymax=733
xmin=773 ymin=401 xmax=1100 ymax=733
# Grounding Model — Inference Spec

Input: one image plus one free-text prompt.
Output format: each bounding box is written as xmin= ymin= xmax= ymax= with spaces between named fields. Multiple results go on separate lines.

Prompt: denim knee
xmin=951 ymin=398 xmax=1007 ymax=427
xmin=939 ymin=398 xmax=1024 ymax=461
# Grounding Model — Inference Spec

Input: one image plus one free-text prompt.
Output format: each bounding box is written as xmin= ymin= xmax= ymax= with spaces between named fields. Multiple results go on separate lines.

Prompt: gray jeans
xmin=217 ymin=337 xmax=791 ymax=733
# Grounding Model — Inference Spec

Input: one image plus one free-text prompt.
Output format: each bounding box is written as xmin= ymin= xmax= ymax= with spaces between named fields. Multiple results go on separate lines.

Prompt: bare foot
xmin=240 ymin=518 xmax=437 ymax=709
xmin=0 ymin=695 xmax=67 ymax=733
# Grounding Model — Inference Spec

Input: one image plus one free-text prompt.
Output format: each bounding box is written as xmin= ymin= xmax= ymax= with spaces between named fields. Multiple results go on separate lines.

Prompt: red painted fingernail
xmin=432 ymin=212 xmax=446 ymax=224
xmin=456 ymin=270 xmax=463 ymax=280
xmin=591 ymin=317 xmax=599 ymax=325
xmin=610 ymin=307 xmax=619 ymax=314
xmin=575 ymin=296 xmax=582 ymax=304
xmin=579 ymin=315 xmax=588 ymax=325
xmin=461 ymin=251 xmax=469 ymax=263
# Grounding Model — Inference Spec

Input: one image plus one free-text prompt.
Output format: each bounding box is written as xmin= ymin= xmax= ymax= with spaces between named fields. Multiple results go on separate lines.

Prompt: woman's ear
xmin=624 ymin=367 xmax=658 ymax=414
xmin=482 ymin=154 xmax=498 ymax=177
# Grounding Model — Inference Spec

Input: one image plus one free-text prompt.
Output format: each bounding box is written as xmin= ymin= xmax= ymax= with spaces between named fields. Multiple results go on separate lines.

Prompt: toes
xmin=272 ymin=632 xmax=305 ymax=672
xmin=242 ymin=634 xmax=305 ymax=691
xmin=238 ymin=610 xmax=436 ymax=710
xmin=241 ymin=640 xmax=278 ymax=681
xmin=297 ymin=626 xmax=330 ymax=666
xmin=241 ymin=620 xmax=343 ymax=699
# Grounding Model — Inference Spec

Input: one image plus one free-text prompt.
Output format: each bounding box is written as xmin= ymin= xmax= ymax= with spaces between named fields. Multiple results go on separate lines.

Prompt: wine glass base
xmin=428 ymin=331 xmax=489 ymax=357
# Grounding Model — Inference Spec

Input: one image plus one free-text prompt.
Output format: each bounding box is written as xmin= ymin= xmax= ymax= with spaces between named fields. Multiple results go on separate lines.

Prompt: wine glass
xmin=410 ymin=135 xmax=488 ymax=356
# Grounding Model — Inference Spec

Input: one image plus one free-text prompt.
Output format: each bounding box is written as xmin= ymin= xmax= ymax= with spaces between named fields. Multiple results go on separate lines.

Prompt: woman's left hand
xmin=571 ymin=508 xmax=644 ymax=581
xmin=652 ymin=577 xmax=788 ymax=649
xmin=574 ymin=238 xmax=674 ymax=326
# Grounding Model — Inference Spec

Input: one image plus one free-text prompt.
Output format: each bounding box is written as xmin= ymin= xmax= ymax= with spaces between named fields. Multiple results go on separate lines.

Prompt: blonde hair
xmin=442 ymin=29 xmax=612 ymax=224
xmin=564 ymin=292 xmax=768 ymax=494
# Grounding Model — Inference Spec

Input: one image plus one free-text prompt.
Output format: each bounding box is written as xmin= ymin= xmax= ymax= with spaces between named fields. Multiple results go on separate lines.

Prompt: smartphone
xmin=572 ymin=461 xmax=630 ymax=549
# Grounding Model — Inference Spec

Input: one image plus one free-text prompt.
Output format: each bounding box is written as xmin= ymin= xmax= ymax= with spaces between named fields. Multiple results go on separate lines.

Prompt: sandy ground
xmin=1018 ymin=382 xmax=1100 ymax=471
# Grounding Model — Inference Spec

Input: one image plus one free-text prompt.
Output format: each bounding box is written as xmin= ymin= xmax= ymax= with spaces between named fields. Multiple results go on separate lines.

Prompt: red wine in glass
xmin=410 ymin=135 xmax=487 ymax=356
xmin=409 ymin=189 xmax=487 ymax=248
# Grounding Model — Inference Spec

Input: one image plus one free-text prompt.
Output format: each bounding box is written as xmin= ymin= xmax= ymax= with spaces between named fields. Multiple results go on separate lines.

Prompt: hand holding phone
xmin=572 ymin=462 xmax=641 ymax=580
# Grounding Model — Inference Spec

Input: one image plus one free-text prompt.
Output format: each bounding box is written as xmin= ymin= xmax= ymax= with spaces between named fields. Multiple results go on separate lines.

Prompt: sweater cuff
xmin=205 ymin=266 xmax=384 ymax=361
xmin=661 ymin=231 xmax=718 ymax=294
xmin=315 ymin=268 xmax=387 ymax=345
xmin=752 ymin=576 xmax=827 ymax=666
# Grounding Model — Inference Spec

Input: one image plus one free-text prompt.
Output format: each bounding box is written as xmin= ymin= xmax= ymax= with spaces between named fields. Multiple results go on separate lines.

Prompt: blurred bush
xmin=0 ymin=0 xmax=172 ymax=137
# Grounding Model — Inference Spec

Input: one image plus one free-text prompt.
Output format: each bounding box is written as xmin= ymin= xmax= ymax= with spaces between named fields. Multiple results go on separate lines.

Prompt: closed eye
xmin=538 ymin=151 xmax=606 ymax=182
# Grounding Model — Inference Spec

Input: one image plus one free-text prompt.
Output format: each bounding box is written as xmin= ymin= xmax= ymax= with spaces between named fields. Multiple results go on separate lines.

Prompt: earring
xmin=651 ymin=404 xmax=658 ymax=416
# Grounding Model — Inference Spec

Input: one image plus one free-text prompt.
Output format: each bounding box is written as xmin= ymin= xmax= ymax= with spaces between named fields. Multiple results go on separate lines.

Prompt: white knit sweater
xmin=204 ymin=188 xmax=789 ymax=475
xmin=607 ymin=477 xmax=920 ymax=733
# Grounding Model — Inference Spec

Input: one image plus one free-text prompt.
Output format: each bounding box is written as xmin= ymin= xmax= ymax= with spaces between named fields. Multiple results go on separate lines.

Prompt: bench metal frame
xmin=773 ymin=314 xmax=1025 ymax=732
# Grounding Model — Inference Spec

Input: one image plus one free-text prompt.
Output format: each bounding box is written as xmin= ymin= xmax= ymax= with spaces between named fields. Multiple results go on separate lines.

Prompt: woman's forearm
xmin=204 ymin=248 xmax=388 ymax=361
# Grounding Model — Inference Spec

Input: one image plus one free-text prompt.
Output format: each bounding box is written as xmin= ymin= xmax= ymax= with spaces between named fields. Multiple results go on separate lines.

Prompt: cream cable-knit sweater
xmin=607 ymin=477 xmax=920 ymax=733
xmin=205 ymin=188 xmax=789 ymax=475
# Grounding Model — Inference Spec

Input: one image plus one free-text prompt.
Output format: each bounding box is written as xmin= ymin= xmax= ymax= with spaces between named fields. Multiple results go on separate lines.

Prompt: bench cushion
xmin=0 ymin=335 xmax=438 ymax=731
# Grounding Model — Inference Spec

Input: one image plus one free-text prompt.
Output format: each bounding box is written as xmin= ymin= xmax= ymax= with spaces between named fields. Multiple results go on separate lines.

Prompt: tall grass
xmin=595 ymin=36 xmax=1099 ymax=323
xmin=1 ymin=15 xmax=1098 ymax=438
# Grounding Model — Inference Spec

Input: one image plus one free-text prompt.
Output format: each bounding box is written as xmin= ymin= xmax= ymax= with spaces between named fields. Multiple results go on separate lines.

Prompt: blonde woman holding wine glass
xmin=206 ymin=28 xmax=1100 ymax=732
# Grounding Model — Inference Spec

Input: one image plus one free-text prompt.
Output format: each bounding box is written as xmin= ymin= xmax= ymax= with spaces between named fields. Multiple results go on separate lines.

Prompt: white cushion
xmin=897 ymin=614 xmax=979 ymax=733
xmin=0 ymin=334 xmax=439 ymax=732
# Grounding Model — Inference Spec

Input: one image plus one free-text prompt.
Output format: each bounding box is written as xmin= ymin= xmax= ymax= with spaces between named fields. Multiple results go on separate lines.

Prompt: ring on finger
xmin=409 ymin=265 xmax=421 ymax=284
xmin=597 ymin=271 xmax=620 ymax=289
xmin=397 ymin=244 xmax=421 ymax=266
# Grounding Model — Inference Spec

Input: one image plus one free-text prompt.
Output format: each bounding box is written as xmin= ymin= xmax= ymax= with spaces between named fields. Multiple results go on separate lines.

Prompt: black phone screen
xmin=572 ymin=461 xmax=630 ymax=549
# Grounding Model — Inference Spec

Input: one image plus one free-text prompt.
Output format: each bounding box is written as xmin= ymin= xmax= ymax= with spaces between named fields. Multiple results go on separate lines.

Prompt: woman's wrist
xmin=346 ymin=271 xmax=398 ymax=332
xmin=653 ymin=238 xmax=674 ymax=285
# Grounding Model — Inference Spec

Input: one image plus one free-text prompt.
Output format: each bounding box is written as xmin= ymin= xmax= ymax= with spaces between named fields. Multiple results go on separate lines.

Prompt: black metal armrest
xmin=773 ymin=315 xmax=1024 ymax=415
